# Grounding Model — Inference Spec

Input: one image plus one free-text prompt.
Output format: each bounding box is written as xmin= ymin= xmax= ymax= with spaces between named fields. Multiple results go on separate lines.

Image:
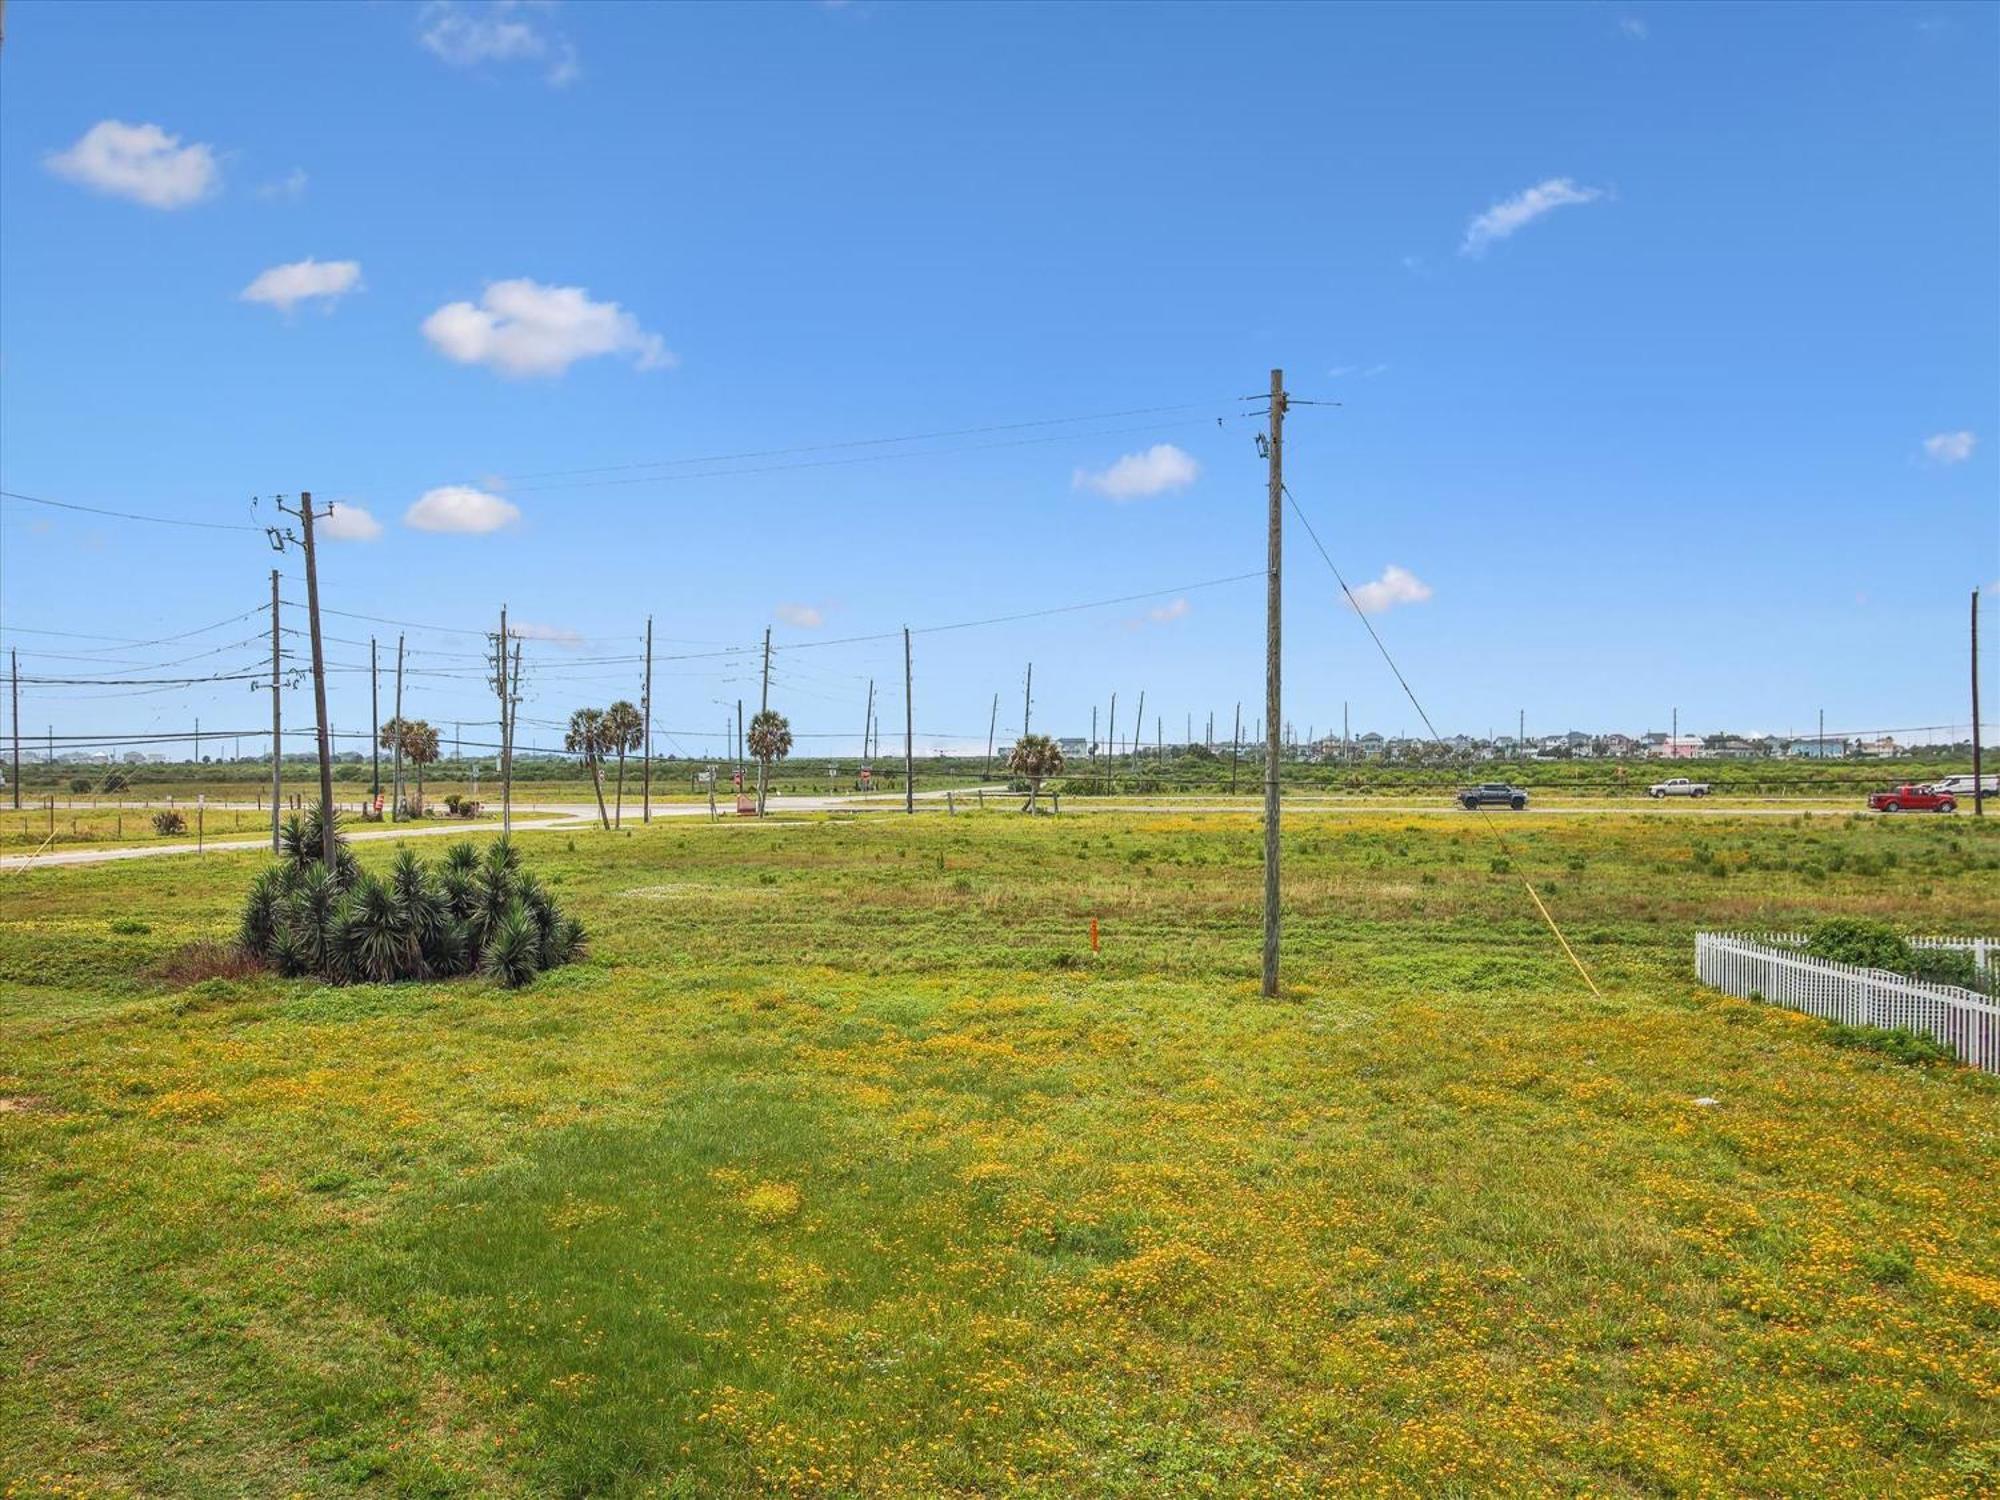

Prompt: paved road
xmin=0 ymin=789 xmax=981 ymax=872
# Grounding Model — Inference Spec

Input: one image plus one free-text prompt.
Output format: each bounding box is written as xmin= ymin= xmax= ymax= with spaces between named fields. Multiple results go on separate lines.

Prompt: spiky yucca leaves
xmin=423 ymin=918 xmax=475 ymax=979
xmin=441 ymin=841 xmax=481 ymax=879
xmin=470 ymin=860 xmax=517 ymax=953
xmin=279 ymin=806 xmax=355 ymax=886
xmin=238 ymin=866 xmax=287 ymax=960
xmin=551 ymin=915 xmax=587 ymax=966
xmin=513 ymin=873 xmax=562 ymax=969
xmin=391 ymin=848 xmax=447 ymax=952
xmin=330 ymin=873 xmax=417 ymax=984
xmin=439 ymin=867 xmax=479 ymax=925
xmin=285 ymin=862 xmax=343 ymax=974
xmin=486 ymin=837 xmax=521 ymax=877
xmin=479 ymin=899 xmax=542 ymax=988
xmin=268 ymin=920 xmax=311 ymax=978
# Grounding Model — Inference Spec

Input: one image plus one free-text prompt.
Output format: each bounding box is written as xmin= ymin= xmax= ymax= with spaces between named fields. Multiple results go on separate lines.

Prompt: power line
xmin=0 ymin=488 xmax=261 ymax=532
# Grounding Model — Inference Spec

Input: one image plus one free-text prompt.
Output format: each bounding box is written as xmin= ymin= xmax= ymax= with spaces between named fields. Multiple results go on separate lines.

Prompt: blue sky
xmin=2 ymin=0 xmax=1995 ymax=762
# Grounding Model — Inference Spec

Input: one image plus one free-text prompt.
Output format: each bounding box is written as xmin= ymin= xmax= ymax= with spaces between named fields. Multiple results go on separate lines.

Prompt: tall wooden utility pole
xmin=1132 ymin=690 xmax=1145 ymax=767
xmin=1106 ymin=693 xmax=1117 ymax=785
xmin=642 ymin=615 xmax=653 ymax=824
xmin=1023 ymin=663 xmax=1032 ymax=740
xmin=506 ymin=639 xmax=521 ymax=828
xmin=736 ymin=699 xmax=744 ymax=786
xmin=370 ymin=638 xmax=381 ymax=801
xmin=1231 ymin=701 xmax=1241 ymax=794
xmin=903 ymin=626 xmax=915 ymax=814
xmin=270 ymin=571 xmax=281 ymax=849
xmin=1262 ymin=368 xmax=1286 ymax=998
xmin=9 ymin=648 xmax=20 ymax=811
xmin=863 ymin=679 xmax=875 ymax=763
xmin=495 ymin=605 xmax=511 ymax=837
xmin=985 ymin=693 xmax=999 ymax=779
xmin=1091 ymin=705 xmax=1099 ymax=764
xmin=275 ymin=491 xmax=339 ymax=870
xmin=756 ymin=627 xmax=771 ymax=816
xmin=390 ymin=634 xmax=406 ymax=820
xmin=1974 ymin=588 xmax=1984 ymax=817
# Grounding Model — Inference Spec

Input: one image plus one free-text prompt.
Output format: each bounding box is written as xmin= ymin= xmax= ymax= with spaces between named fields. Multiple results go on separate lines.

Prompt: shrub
xmin=1805 ymin=918 xmax=1909 ymax=973
xmin=231 ymin=826 xmax=580 ymax=990
xmin=69 ymin=778 xmax=93 ymax=794
xmin=152 ymin=810 xmax=187 ymax=836
xmin=1905 ymin=945 xmax=1982 ymax=991
xmin=1825 ymin=1023 xmax=1956 ymax=1068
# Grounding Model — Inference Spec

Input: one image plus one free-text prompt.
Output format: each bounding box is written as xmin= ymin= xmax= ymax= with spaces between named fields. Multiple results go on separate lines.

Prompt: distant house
xmin=1857 ymin=736 xmax=1900 ymax=758
xmin=1356 ymin=732 xmax=1385 ymax=759
xmin=1656 ymin=736 xmax=1702 ymax=760
xmin=1785 ymin=737 xmax=1845 ymax=759
xmin=1057 ymin=737 xmax=1087 ymax=756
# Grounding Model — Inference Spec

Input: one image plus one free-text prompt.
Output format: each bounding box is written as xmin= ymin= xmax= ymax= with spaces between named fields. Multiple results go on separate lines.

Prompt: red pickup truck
xmin=1868 ymin=784 xmax=1958 ymax=814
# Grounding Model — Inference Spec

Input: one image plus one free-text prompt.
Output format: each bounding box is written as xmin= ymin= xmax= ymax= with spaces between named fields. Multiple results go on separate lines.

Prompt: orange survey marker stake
xmin=1090 ymin=917 xmax=1100 ymax=953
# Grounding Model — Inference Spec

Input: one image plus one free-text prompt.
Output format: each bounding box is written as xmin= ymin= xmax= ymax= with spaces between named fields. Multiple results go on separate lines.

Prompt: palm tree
xmin=1007 ymin=732 xmax=1065 ymax=813
xmin=602 ymin=699 xmax=644 ymax=829
xmin=403 ymin=719 xmax=440 ymax=817
xmin=566 ymin=707 xmax=613 ymax=830
xmin=747 ymin=709 xmax=792 ymax=816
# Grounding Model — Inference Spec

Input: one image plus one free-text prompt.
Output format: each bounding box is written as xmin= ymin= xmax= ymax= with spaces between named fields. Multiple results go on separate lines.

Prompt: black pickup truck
xmin=1457 ymin=782 xmax=1529 ymax=810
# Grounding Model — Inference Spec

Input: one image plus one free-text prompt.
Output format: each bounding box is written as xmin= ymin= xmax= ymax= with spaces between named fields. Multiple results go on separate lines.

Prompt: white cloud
xmin=257 ymin=167 xmax=309 ymax=202
xmin=418 ymin=1 xmax=580 ymax=87
xmin=1347 ymin=564 xmax=1434 ymax=615
xmin=319 ymin=502 xmax=382 ymax=541
xmin=1149 ymin=598 xmax=1191 ymax=623
xmin=510 ymin=620 xmax=583 ymax=648
xmin=240 ymin=258 xmax=362 ymax=313
xmin=46 ymin=120 xmax=219 ymax=209
xmin=1072 ymin=443 xmax=1200 ymax=501
xmin=422 ymin=278 xmax=671 ymax=377
xmin=774 ymin=603 xmax=825 ymax=629
xmin=404 ymin=485 xmax=522 ymax=533
xmin=1922 ymin=430 xmax=1977 ymax=465
xmin=1619 ymin=16 xmax=1649 ymax=40
xmin=1461 ymin=178 xmax=1604 ymax=257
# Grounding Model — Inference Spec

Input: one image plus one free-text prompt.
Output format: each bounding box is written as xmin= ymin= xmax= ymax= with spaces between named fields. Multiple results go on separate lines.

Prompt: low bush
xmin=1825 ymin=1023 xmax=1956 ymax=1068
xmin=235 ymin=815 xmax=584 ymax=988
xmin=1805 ymin=918 xmax=1992 ymax=995
xmin=151 ymin=810 xmax=187 ymax=836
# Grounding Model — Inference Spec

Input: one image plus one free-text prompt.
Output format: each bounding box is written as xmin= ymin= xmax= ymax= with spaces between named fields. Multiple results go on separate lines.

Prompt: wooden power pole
xmin=369 ymin=638 xmax=382 ymax=801
xmin=1023 ymin=662 xmax=1032 ymax=740
xmin=1231 ymin=701 xmax=1241 ymax=794
xmin=642 ymin=615 xmax=653 ymax=824
xmin=1974 ymin=588 xmax=1984 ymax=817
xmin=985 ymin=693 xmax=998 ymax=779
xmin=391 ymin=634 xmax=405 ymax=820
xmin=756 ymin=627 xmax=771 ymax=816
xmin=903 ymin=626 xmax=915 ymax=814
xmin=269 ymin=572 xmax=282 ymax=846
xmin=495 ymin=605 xmax=511 ymax=837
xmin=10 ymin=648 xmax=19 ymax=812
xmin=271 ymin=492 xmax=340 ymax=870
xmin=1262 ymin=368 xmax=1286 ymax=998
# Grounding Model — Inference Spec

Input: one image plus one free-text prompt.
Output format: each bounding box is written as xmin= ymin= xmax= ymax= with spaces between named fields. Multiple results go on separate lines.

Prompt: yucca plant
xmin=485 ymin=837 xmax=521 ymax=877
xmin=550 ymin=915 xmax=587 ymax=967
xmin=423 ymin=917 xmax=475 ymax=979
xmin=479 ymin=899 xmax=542 ymax=988
xmin=441 ymin=841 xmax=481 ymax=878
xmin=268 ymin=920 xmax=311 ymax=978
xmin=391 ymin=849 xmax=447 ymax=952
xmin=331 ymin=873 xmax=414 ymax=984
xmin=285 ymin=862 xmax=343 ymax=975
xmin=238 ymin=866 xmax=287 ymax=959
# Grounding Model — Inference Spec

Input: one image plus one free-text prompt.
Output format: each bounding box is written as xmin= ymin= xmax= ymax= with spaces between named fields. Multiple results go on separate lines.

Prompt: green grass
xmin=2 ymin=811 xmax=1997 ymax=1496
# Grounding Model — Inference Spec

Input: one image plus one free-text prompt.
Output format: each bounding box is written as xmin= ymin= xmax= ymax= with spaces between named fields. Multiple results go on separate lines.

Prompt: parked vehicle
xmin=1868 ymin=784 xmax=1957 ymax=814
xmin=1931 ymin=774 xmax=1998 ymax=798
xmin=1648 ymin=777 xmax=1711 ymax=798
xmin=1458 ymin=782 xmax=1528 ymax=810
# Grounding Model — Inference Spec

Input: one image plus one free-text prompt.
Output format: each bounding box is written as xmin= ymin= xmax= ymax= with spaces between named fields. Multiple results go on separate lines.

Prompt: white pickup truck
xmin=1648 ymin=776 xmax=1711 ymax=798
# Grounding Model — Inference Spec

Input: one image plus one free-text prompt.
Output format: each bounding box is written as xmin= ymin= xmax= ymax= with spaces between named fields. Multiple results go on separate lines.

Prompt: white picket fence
xmin=1695 ymin=931 xmax=1999 ymax=1074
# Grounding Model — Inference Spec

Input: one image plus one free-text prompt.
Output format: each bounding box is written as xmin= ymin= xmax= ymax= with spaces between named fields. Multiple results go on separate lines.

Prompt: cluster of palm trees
xmin=565 ymin=700 xmax=644 ymax=829
xmin=377 ymin=716 xmax=441 ymax=817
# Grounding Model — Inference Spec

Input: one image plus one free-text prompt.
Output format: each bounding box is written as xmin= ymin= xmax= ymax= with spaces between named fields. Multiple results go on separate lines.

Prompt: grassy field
xmin=2 ymin=809 xmax=1997 ymax=1496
